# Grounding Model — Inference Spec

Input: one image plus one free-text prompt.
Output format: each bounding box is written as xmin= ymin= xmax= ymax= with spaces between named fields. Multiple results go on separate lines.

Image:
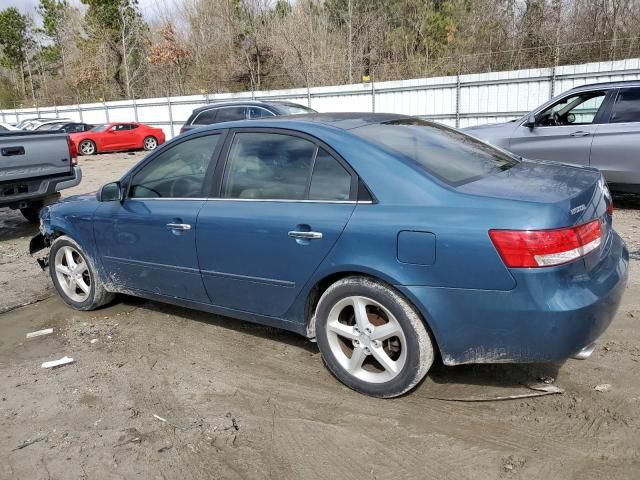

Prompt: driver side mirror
xmin=524 ymin=114 xmax=536 ymax=129
xmin=97 ymin=181 xmax=123 ymax=202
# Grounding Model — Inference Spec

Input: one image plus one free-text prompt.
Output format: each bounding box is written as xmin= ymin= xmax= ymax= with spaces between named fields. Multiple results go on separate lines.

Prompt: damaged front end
xmin=29 ymin=233 xmax=50 ymax=270
xmin=29 ymin=210 xmax=53 ymax=270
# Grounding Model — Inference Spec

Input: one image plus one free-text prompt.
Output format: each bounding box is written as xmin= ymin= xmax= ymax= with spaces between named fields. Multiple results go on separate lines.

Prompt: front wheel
xmin=143 ymin=136 xmax=158 ymax=151
xmin=315 ymin=277 xmax=434 ymax=398
xmin=79 ymin=139 xmax=96 ymax=156
xmin=49 ymin=236 xmax=114 ymax=310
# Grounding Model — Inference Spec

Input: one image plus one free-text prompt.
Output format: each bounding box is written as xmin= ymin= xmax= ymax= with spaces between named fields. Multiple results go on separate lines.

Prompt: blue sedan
xmin=31 ymin=113 xmax=629 ymax=397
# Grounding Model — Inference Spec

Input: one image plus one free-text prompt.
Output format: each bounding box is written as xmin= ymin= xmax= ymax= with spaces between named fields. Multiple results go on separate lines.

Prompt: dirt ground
xmin=1 ymin=152 xmax=639 ymax=479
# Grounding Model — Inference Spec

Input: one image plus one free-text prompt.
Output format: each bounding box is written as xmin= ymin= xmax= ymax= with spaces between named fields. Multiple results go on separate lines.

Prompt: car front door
xmin=589 ymin=87 xmax=640 ymax=189
xmin=101 ymin=125 xmax=126 ymax=151
xmin=507 ymin=89 xmax=611 ymax=165
xmin=93 ymin=132 xmax=225 ymax=302
xmin=196 ymin=129 xmax=357 ymax=317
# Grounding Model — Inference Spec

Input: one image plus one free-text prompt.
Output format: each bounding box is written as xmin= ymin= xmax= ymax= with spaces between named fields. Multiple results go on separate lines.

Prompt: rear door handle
xmin=570 ymin=131 xmax=591 ymax=137
xmin=288 ymin=231 xmax=323 ymax=240
xmin=166 ymin=223 xmax=191 ymax=231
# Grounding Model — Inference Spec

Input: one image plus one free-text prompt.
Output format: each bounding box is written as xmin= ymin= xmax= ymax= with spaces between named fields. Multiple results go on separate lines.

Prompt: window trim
xmin=521 ymin=88 xmax=615 ymax=128
xmin=192 ymin=106 xmax=248 ymax=125
xmin=124 ymin=130 xmax=228 ymax=200
xmin=209 ymin=127 xmax=360 ymax=202
xmin=246 ymin=106 xmax=276 ymax=119
xmin=606 ymin=87 xmax=640 ymax=124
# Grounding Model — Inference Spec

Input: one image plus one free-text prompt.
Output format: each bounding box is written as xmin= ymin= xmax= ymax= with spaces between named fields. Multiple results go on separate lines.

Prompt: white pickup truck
xmin=0 ymin=131 xmax=81 ymax=223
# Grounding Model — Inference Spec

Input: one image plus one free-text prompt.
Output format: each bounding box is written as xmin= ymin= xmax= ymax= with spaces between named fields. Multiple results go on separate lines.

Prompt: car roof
xmin=569 ymin=79 xmax=640 ymax=91
xmin=189 ymin=100 xmax=309 ymax=115
xmin=181 ymin=112 xmax=413 ymax=135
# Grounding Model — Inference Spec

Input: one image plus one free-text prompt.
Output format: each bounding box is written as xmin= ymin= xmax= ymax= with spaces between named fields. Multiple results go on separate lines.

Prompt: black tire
xmin=143 ymin=136 xmax=158 ymax=151
xmin=20 ymin=203 xmax=43 ymax=224
xmin=315 ymin=276 xmax=434 ymax=398
xmin=79 ymin=139 xmax=96 ymax=156
xmin=49 ymin=235 xmax=115 ymax=310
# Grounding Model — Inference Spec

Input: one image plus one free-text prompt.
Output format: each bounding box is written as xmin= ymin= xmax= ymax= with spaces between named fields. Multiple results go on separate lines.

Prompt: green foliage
xmin=0 ymin=7 xmax=29 ymax=70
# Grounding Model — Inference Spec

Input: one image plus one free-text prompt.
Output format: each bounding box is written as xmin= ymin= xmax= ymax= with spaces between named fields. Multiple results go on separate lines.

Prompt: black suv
xmin=180 ymin=100 xmax=316 ymax=134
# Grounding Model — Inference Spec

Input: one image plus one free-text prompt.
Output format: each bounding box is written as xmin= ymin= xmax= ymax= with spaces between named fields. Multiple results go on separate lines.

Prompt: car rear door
xmin=589 ymin=87 xmax=640 ymax=190
xmin=93 ymin=131 xmax=225 ymax=302
xmin=195 ymin=129 xmax=357 ymax=317
xmin=507 ymin=89 xmax=611 ymax=165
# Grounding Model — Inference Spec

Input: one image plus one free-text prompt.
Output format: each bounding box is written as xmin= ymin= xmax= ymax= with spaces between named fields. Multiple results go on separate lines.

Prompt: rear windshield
xmin=278 ymin=104 xmax=316 ymax=115
xmin=353 ymin=118 xmax=519 ymax=186
xmin=91 ymin=124 xmax=108 ymax=132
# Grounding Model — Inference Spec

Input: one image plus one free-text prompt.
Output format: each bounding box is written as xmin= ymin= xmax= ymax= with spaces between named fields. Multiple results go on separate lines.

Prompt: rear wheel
xmin=79 ymin=140 xmax=96 ymax=156
xmin=315 ymin=276 xmax=434 ymax=398
xmin=143 ymin=136 xmax=158 ymax=151
xmin=49 ymin=236 xmax=114 ymax=310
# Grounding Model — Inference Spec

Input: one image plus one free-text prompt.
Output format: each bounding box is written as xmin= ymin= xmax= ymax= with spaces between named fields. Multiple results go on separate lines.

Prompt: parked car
xmin=180 ymin=100 xmax=316 ymax=134
xmin=25 ymin=118 xmax=73 ymax=131
xmin=0 ymin=122 xmax=20 ymax=132
xmin=15 ymin=118 xmax=50 ymax=130
xmin=464 ymin=80 xmax=640 ymax=194
xmin=31 ymin=113 xmax=628 ymax=398
xmin=1 ymin=130 xmax=81 ymax=223
xmin=36 ymin=122 xmax=94 ymax=133
xmin=70 ymin=122 xmax=165 ymax=156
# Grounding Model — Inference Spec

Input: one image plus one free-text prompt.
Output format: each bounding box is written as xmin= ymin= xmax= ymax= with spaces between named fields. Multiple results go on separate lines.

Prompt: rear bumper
xmin=0 ymin=167 xmax=81 ymax=208
xmin=399 ymin=231 xmax=629 ymax=365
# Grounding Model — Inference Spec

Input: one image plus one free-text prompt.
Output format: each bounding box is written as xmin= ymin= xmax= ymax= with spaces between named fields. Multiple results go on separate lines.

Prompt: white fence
xmin=3 ymin=58 xmax=640 ymax=140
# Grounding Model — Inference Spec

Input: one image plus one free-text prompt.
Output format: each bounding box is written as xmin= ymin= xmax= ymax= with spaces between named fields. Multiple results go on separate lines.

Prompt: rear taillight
xmin=67 ymin=135 xmax=78 ymax=166
xmin=489 ymin=219 xmax=602 ymax=268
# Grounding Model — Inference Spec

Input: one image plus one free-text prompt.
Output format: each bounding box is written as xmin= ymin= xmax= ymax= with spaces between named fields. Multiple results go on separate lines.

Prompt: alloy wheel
xmin=80 ymin=141 xmax=95 ymax=155
xmin=144 ymin=137 xmax=157 ymax=150
xmin=325 ymin=296 xmax=407 ymax=383
xmin=54 ymin=245 xmax=91 ymax=303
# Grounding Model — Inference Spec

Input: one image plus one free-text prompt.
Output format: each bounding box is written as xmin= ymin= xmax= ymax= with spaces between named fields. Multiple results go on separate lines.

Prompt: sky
xmin=0 ymin=0 xmax=171 ymax=21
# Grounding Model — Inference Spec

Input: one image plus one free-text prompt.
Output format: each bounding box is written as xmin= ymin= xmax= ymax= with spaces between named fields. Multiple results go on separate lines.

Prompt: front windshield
xmin=353 ymin=118 xmax=519 ymax=186
xmin=91 ymin=124 xmax=109 ymax=132
xmin=278 ymin=105 xmax=316 ymax=115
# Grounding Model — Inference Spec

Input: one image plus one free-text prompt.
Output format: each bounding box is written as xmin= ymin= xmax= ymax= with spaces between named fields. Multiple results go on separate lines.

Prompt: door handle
xmin=288 ymin=231 xmax=323 ymax=240
xmin=570 ymin=131 xmax=591 ymax=137
xmin=166 ymin=223 xmax=191 ymax=231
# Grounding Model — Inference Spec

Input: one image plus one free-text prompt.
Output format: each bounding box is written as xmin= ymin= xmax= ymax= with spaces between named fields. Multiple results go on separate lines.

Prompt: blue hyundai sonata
xmin=31 ymin=113 xmax=629 ymax=397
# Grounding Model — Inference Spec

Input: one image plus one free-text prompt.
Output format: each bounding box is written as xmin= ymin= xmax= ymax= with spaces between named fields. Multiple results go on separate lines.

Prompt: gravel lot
xmin=1 ymin=152 xmax=639 ymax=479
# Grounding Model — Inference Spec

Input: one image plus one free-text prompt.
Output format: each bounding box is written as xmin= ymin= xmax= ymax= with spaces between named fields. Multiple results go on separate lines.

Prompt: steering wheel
xmin=551 ymin=111 xmax=562 ymax=126
xmin=170 ymin=177 xmax=201 ymax=198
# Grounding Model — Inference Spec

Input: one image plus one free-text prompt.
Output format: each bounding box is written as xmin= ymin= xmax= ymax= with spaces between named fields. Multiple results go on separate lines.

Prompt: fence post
xmin=455 ymin=73 xmax=461 ymax=128
xmin=167 ymin=97 xmax=175 ymax=138
xmin=371 ymin=73 xmax=376 ymax=113
xmin=133 ymin=97 xmax=139 ymax=122
xmin=103 ymin=101 xmax=110 ymax=123
xmin=1 ymin=110 xmax=5 ymax=123
xmin=307 ymin=85 xmax=312 ymax=108
xmin=54 ymin=102 xmax=59 ymax=119
xmin=77 ymin=102 xmax=84 ymax=123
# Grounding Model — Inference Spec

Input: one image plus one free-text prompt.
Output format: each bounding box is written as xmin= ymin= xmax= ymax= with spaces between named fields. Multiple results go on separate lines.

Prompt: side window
xmin=129 ymin=134 xmax=220 ymax=199
xmin=309 ymin=149 xmax=352 ymax=200
xmin=537 ymin=91 xmax=606 ymax=126
xmin=194 ymin=108 xmax=218 ymax=125
xmin=130 ymin=124 xmax=139 ymax=130
xmin=610 ymin=88 xmax=640 ymax=123
xmin=222 ymin=133 xmax=315 ymax=200
xmin=216 ymin=107 xmax=246 ymax=123
xmin=247 ymin=107 xmax=275 ymax=119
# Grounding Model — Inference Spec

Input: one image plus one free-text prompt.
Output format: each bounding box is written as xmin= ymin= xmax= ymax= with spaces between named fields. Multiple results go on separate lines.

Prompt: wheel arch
xmin=303 ymin=269 xmax=443 ymax=359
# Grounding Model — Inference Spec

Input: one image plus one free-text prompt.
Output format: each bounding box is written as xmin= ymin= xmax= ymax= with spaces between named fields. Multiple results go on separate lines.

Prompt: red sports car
xmin=70 ymin=122 xmax=166 ymax=156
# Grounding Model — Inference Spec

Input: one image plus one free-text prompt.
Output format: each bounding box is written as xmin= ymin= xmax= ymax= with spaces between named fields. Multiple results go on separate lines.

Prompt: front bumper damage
xmin=29 ymin=232 xmax=50 ymax=270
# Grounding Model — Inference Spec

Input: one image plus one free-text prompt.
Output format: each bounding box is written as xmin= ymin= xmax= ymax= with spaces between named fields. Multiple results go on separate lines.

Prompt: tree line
xmin=1 ymin=0 xmax=639 ymax=108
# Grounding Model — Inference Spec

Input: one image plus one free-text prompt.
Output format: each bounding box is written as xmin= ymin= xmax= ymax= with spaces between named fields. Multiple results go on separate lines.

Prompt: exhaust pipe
xmin=572 ymin=342 xmax=597 ymax=360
